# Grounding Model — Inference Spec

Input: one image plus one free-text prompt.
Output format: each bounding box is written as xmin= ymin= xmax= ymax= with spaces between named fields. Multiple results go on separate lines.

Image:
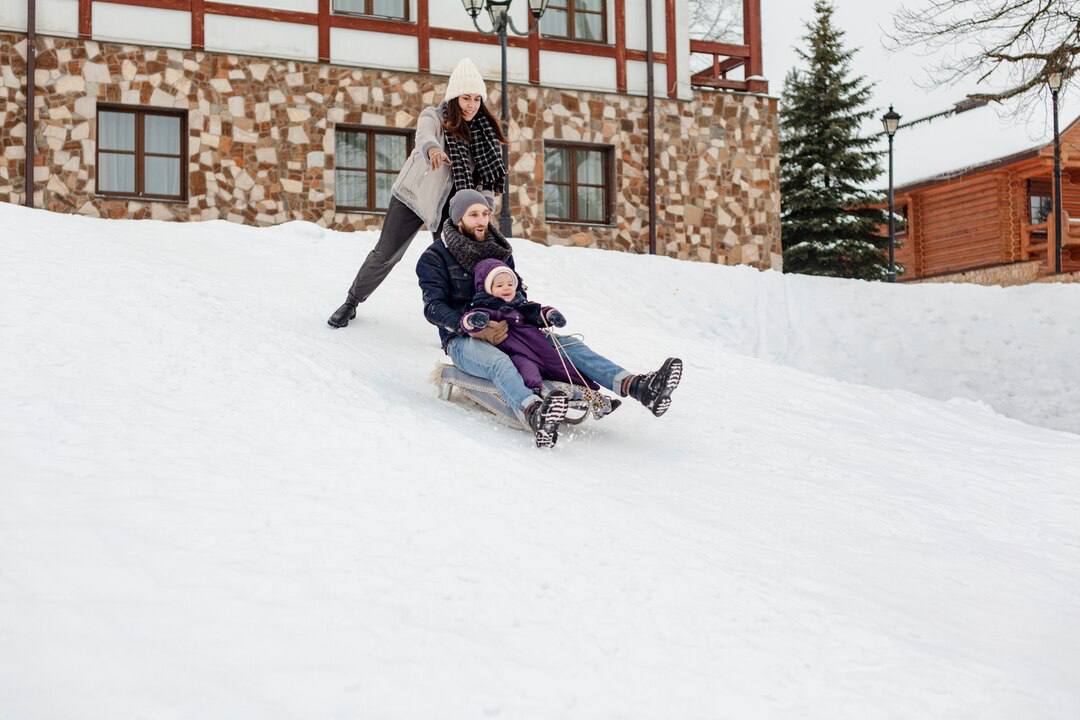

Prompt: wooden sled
xmin=433 ymin=363 xmax=611 ymax=430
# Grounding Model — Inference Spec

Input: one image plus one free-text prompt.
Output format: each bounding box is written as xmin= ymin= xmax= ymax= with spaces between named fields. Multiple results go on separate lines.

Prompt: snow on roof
xmin=890 ymin=105 xmax=1080 ymax=190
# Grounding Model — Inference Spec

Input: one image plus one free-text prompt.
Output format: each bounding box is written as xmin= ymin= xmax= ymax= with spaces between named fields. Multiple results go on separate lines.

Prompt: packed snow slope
xmin=2 ymin=203 xmax=1079 ymax=719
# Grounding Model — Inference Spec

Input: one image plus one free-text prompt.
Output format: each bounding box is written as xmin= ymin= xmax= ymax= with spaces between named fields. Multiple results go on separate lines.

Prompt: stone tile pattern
xmin=0 ymin=33 xmax=780 ymax=269
xmin=911 ymin=259 xmax=1080 ymax=286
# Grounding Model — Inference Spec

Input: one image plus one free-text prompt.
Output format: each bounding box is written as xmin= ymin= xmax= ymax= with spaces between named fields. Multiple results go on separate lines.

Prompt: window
xmin=335 ymin=127 xmax=414 ymax=212
xmin=332 ymin=0 xmax=408 ymax=20
xmin=544 ymin=143 xmax=612 ymax=224
xmin=539 ymin=0 xmax=606 ymax=42
xmin=96 ymin=106 xmax=186 ymax=200
xmin=1029 ymin=179 xmax=1052 ymax=224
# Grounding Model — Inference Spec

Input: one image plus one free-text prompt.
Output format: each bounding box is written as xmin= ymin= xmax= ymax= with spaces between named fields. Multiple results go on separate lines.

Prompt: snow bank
xmin=1 ymin=204 xmax=1078 ymax=719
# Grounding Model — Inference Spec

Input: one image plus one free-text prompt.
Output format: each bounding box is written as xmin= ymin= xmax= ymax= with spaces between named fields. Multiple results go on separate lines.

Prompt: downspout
xmin=24 ymin=0 xmax=36 ymax=208
xmin=645 ymin=0 xmax=656 ymax=255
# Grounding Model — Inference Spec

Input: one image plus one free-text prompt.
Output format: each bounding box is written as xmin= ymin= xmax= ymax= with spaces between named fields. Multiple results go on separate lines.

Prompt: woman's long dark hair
xmin=443 ymin=98 xmax=508 ymax=145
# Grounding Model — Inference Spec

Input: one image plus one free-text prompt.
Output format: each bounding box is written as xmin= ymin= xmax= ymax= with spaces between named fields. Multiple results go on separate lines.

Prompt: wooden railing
xmin=1024 ymin=211 xmax=1080 ymax=271
xmin=689 ymin=40 xmax=765 ymax=93
xmin=688 ymin=0 xmax=766 ymax=94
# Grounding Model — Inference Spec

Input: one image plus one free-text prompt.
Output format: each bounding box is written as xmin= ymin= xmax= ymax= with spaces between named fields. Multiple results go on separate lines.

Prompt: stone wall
xmin=0 ymin=32 xmax=781 ymax=269
xmin=1036 ymin=270 xmax=1080 ymax=283
xmin=911 ymin=261 xmax=1044 ymax=287
xmin=909 ymin=260 xmax=1080 ymax=287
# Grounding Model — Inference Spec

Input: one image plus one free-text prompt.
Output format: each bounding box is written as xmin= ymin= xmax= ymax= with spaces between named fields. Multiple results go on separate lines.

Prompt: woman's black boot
xmin=327 ymin=301 xmax=358 ymax=328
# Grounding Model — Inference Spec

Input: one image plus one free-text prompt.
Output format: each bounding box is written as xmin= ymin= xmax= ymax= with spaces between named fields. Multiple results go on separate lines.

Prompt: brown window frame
xmin=334 ymin=125 xmax=415 ymax=213
xmin=544 ymin=141 xmax=614 ymax=225
xmin=95 ymin=105 xmax=188 ymax=202
xmin=540 ymin=0 xmax=608 ymax=44
xmin=331 ymin=0 xmax=409 ymax=21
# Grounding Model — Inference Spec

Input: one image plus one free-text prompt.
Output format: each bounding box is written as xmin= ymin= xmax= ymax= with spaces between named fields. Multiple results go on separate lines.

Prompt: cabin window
xmin=334 ymin=126 xmax=414 ymax=212
xmin=1029 ymin=180 xmax=1052 ymax=224
xmin=540 ymin=0 xmax=607 ymax=43
xmin=544 ymin=143 xmax=613 ymax=224
xmin=332 ymin=0 xmax=408 ymax=21
xmin=96 ymin=106 xmax=187 ymax=201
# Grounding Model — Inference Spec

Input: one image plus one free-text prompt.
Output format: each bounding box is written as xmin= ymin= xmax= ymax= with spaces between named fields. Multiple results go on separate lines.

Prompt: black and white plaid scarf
xmin=443 ymin=104 xmax=506 ymax=194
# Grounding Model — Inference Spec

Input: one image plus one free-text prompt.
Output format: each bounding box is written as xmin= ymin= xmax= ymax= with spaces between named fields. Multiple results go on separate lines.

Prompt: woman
xmin=328 ymin=57 xmax=508 ymax=328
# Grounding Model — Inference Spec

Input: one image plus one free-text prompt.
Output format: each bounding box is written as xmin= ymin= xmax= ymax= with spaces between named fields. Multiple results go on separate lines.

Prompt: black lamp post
xmin=1048 ymin=69 xmax=1064 ymax=274
xmin=882 ymin=105 xmax=901 ymax=282
xmin=460 ymin=0 xmax=550 ymax=237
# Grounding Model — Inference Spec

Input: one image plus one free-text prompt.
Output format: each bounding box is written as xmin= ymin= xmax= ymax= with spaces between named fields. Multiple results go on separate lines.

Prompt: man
xmin=416 ymin=190 xmax=682 ymax=448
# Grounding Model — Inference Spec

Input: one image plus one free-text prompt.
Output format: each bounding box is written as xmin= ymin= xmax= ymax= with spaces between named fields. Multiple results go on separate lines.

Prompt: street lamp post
xmin=881 ymin=106 xmax=901 ymax=283
xmin=1048 ymin=69 xmax=1065 ymax=274
xmin=460 ymin=0 xmax=550 ymax=238
xmin=876 ymin=96 xmax=987 ymax=282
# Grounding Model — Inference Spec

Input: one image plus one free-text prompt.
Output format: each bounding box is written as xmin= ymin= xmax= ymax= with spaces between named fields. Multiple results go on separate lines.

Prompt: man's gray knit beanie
xmin=449 ymin=189 xmax=492 ymax=224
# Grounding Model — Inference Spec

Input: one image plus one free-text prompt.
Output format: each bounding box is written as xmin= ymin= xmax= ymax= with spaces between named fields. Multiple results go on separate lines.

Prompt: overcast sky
xmin=757 ymin=0 xmax=1080 ymax=186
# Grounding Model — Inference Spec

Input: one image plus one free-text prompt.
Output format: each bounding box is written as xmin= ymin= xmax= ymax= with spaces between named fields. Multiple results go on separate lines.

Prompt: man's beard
xmin=462 ymin=224 xmax=487 ymax=241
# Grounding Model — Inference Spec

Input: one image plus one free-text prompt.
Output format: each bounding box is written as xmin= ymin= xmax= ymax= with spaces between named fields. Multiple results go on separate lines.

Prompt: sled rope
xmin=541 ymin=319 xmax=604 ymax=410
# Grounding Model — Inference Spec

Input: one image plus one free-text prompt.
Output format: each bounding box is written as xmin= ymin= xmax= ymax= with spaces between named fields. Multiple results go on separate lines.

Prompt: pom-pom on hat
xmin=445 ymin=58 xmax=487 ymax=101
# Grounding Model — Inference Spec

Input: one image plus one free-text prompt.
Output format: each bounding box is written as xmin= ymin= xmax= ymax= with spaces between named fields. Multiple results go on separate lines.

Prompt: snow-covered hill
xmin=2 ymin=203 xmax=1078 ymax=718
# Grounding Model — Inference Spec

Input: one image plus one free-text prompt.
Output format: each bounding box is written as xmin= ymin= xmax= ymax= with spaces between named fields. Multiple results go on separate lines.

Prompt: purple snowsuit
xmin=461 ymin=259 xmax=599 ymax=391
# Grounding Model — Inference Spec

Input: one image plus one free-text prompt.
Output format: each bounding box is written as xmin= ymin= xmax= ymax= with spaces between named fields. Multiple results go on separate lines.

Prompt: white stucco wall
xmin=538 ymin=51 xmax=617 ymax=95
xmin=227 ymin=0 xmax=318 ymax=13
xmin=429 ymin=38 xmax=529 ymax=85
xmin=93 ymin=3 xmax=191 ymax=49
xmin=624 ymin=0 xmax=667 ymax=52
xmin=0 ymin=0 xmax=78 ymax=36
xmin=331 ymin=27 xmax=417 ymax=72
xmin=204 ymin=14 xmax=318 ymax=62
xmin=625 ymin=57 xmax=668 ymax=98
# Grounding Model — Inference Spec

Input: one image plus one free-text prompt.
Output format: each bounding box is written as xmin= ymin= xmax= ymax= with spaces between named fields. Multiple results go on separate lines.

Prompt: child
xmin=460 ymin=258 xmax=602 ymax=394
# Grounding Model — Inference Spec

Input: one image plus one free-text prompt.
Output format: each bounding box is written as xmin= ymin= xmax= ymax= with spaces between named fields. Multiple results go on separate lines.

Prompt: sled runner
xmin=434 ymin=363 xmax=617 ymax=430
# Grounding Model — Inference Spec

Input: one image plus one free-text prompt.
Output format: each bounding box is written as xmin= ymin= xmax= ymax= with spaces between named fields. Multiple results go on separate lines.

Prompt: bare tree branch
xmin=886 ymin=0 xmax=1080 ymax=113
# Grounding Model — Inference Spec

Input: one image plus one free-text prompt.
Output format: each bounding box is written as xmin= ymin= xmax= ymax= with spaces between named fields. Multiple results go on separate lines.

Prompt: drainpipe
xmin=645 ymin=0 xmax=656 ymax=255
xmin=24 ymin=0 xmax=36 ymax=208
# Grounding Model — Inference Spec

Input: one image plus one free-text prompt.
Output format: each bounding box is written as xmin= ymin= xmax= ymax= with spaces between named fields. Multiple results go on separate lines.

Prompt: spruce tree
xmin=780 ymin=0 xmax=890 ymax=280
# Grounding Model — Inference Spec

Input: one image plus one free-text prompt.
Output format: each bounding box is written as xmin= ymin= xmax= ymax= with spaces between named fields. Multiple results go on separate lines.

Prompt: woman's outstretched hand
xmin=429 ymin=147 xmax=450 ymax=170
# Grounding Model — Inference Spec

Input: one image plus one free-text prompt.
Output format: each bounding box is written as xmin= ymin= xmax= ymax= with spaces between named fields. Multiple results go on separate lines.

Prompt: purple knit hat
xmin=473 ymin=258 xmax=516 ymax=294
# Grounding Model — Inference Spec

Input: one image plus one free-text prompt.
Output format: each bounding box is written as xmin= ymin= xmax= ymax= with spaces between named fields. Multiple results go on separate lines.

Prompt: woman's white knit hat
xmin=445 ymin=58 xmax=487 ymax=101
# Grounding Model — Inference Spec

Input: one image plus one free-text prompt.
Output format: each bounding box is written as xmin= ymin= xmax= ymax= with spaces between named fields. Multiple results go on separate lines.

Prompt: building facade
xmin=891 ymin=116 xmax=1080 ymax=283
xmin=1 ymin=0 xmax=781 ymax=268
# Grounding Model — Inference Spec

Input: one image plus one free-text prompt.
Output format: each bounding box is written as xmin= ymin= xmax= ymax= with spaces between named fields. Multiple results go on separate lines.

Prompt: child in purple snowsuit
xmin=460 ymin=258 xmax=600 ymax=392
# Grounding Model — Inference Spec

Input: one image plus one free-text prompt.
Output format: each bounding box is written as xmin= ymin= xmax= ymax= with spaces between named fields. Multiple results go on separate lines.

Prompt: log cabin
xmin=892 ymin=114 xmax=1080 ymax=281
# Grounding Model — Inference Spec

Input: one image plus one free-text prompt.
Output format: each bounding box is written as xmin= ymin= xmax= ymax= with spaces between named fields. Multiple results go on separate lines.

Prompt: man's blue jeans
xmin=446 ymin=334 xmax=632 ymax=421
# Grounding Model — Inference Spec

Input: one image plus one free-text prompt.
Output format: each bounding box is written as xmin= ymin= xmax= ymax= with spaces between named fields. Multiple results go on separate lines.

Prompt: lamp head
xmin=882 ymin=105 xmax=901 ymax=137
xmin=1048 ymin=69 xmax=1065 ymax=92
xmin=486 ymin=0 xmax=511 ymax=24
xmin=527 ymin=0 xmax=550 ymax=18
xmin=461 ymin=0 xmax=485 ymax=19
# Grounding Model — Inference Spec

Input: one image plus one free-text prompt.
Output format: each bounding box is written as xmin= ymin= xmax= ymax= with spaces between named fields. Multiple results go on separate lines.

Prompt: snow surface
xmin=2 ymin=203 xmax=1079 ymax=718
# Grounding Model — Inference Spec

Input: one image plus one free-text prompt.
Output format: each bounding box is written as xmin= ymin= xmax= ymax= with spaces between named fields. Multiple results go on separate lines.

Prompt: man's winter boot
xmin=626 ymin=357 xmax=683 ymax=417
xmin=525 ymin=390 xmax=569 ymax=448
xmin=327 ymin=300 xmax=358 ymax=328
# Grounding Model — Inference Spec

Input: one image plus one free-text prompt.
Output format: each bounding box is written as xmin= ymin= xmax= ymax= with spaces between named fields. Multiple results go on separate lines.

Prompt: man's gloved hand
xmin=544 ymin=309 xmax=567 ymax=328
xmin=469 ymin=319 xmax=508 ymax=345
xmin=461 ymin=310 xmax=490 ymax=332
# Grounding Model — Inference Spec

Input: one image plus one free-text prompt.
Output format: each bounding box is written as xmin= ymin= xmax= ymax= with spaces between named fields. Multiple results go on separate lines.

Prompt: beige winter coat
xmin=390 ymin=103 xmax=497 ymax=230
xmin=391 ymin=106 xmax=452 ymax=229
